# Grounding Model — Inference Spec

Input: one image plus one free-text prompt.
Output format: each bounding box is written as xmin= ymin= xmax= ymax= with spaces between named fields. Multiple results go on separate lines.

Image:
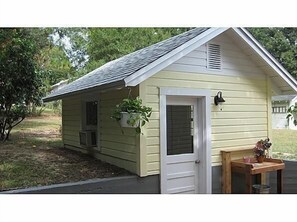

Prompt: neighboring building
xmin=272 ymin=95 xmax=297 ymax=129
xmin=50 ymin=79 xmax=69 ymax=93
xmin=43 ymin=28 xmax=297 ymax=194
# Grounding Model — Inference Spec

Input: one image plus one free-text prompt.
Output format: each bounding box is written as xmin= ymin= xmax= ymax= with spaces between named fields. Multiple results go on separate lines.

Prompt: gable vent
xmin=207 ymin=43 xmax=221 ymax=70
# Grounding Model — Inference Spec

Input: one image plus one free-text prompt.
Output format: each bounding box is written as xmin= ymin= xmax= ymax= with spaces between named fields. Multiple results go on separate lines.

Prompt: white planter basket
xmin=120 ymin=112 xmax=140 ymax=128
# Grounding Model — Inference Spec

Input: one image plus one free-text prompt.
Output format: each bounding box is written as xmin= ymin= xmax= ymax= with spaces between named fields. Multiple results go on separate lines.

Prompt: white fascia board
xmin=124 ymin=28 xmax=229 ymax=87
xmin=233 ymin=28 xmax=297 ymax=93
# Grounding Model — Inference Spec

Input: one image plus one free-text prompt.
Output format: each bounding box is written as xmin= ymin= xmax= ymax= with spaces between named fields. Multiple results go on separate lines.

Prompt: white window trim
xmin=160 ymin=87 xmax=212 ymax=194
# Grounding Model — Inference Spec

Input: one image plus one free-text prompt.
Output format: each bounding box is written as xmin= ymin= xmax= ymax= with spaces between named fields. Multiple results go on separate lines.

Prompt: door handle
xmin=195 ymin=160 xmax=200 ymax=164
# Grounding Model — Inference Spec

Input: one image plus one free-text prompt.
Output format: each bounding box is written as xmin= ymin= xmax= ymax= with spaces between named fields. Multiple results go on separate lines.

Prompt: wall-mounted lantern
xmin=214 ymin=91 xmax=225 ymax=106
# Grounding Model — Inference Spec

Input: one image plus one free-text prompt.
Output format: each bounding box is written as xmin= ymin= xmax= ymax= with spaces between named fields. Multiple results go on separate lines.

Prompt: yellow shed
xmin=43 ymin=28 xmax=297 ymax=194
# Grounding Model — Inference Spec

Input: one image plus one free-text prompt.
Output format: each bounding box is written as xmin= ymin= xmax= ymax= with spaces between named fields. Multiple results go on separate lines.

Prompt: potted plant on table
xmin=287 ymin=102 xmax=297 ymax=126
xmin=111 ymin=97 xmax=152 ymax=134
xmin=253 ymin=138 xmax=272 ymax=163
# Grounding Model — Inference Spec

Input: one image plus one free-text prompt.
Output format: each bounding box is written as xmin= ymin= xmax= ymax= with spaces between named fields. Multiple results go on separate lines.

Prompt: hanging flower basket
xmin=111 ymin=97 xmax=152 ymax=134
xmin=120 ymin=112 xmax=140 ymax=128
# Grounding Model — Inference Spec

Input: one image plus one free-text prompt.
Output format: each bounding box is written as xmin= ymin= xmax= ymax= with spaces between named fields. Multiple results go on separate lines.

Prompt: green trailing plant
xmin=111 ymin=97 xmax=152 ymax=134
xmin=286 ymin=103 xmax=297 ymax=126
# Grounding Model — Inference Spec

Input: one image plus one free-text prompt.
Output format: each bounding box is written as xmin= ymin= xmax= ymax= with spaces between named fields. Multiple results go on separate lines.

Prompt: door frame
xmin=160 ymin=88 xmax=212 ymax=194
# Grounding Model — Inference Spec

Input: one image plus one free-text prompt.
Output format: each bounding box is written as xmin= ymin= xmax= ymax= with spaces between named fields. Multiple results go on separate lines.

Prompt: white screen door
xmin=163 ymin=96 xmax=199 ymax=194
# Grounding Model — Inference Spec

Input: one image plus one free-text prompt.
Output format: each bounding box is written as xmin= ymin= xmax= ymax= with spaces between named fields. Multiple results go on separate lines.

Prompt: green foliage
xmin=248 ymin=28 xmax=297 ymax=78
xmin=111 ymin=97 xmax=152 ymax=134
xmin=83 ymin=28 xmax=191 ymax=74
xmin=286 ymin=102 xmax=297 ymax=126
xmin=0 ymin=28 xmax=41 ymax=141
xmin=36 ymin=46 xmax=74 ymax=86
xmin=51 ymin=28 xmax=89 ymax=70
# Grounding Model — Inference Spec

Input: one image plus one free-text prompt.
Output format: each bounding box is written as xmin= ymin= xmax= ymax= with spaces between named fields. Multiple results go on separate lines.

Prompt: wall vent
xmin=207 ymin=43 xmax=221 ymax=70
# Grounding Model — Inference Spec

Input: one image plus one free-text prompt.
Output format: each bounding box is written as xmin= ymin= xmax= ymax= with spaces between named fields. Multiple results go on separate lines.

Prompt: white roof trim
xmin=124 ymin=27 xmax=297 ymax=95
xmin=124 ymin=28 xmax=228 ymax=87
xmin=232 ymin=28 xmax=297 ymax=93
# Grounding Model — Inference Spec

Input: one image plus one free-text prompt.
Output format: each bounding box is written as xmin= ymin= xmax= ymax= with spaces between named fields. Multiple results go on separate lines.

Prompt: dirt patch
xmin=0 ymin=115 xmax=132 ymax=191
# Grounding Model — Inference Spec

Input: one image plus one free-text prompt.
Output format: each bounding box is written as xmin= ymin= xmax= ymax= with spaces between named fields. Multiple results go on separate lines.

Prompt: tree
xmin=82 ymin=28 xmax=191 ymax=74
xmin=0 ymin=28 xmax=41 ymax=141
xmin=37 ymin=45 xmax=75 ymax=86
xmin=248 ymin=28 xmax=297 ymax=78
xmin=51 ymin=28 xmax=89 ymax=70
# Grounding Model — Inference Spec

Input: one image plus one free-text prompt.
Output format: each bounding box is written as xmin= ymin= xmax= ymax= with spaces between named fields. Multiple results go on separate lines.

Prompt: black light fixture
xmin=214 ymin=91 xmax=225 ymax=106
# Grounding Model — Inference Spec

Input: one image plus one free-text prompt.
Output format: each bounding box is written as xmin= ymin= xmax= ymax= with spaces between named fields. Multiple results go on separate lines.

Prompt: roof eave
xmin=43 ymin=80 xmax=125 ymax=102
xmin=124 ymin=27 xmax=229 ymax=87
xmin=234 ymin=27 xmax=297 ymax=94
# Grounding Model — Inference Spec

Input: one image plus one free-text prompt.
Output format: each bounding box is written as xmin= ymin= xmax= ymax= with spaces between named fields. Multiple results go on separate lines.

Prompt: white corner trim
xmin=233 ymin=28 xmax=297 ymax=93
xmin=160 ymin=93 xmax=167 ymax=194
xmin=124 ymin=28 xmax=229 ymax=87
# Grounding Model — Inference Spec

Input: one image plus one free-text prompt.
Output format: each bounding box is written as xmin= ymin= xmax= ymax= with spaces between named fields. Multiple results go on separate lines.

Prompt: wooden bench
xmin=221 ymin=147 xmax=254 ymax=193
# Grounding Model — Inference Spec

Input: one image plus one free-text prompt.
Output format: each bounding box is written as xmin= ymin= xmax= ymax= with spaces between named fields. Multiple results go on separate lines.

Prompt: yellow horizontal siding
xmin=141 ymin=70 xmax=269 ymax=174
xmin=147 ymin=85 xmax=266 ymax=99
xmin=147 ymin=145 xmax=160 ymax=154
xmin=211 ymin=105 xmax=267 ymax=112
xmin=147 ymin=129 xmax=159 ymax=137
xmin=146 ymin=78 xmax=265 ymax=93
xmin=146 ymin=120 xmax=159 ymax=129
xmin=61 ymin=88 xmax=139 ymax=174
xmin=147 ymin=162 xmax=160 ymax=172
xmin=99 ymin=87 xmax=138 ymax=174
xmin=211 ymin=131 xmax=267 ymax=141
xmin=101 ymin=134 xmax=136 ymax=145
xmin=212 ymin=118 xmax=267 ymax=126
xmin=147 ymin=137 xmax=160 ymax=146
xmin=62 ymin=97 xmax=82 ymax=148
xmin=212 ymin=125 xmax=267 ymax=133
xmin=211 ymin=137 xmax=265 ymax=149
xmin=101 ymin=141 xmax=136 ymax=153
xmin=212 ymin=111 xmax=267 ymax=119
xmin=147 ymin=154 xmax=159 ymax=162
xmin=100 ymin=147 xmax=136 ymax=162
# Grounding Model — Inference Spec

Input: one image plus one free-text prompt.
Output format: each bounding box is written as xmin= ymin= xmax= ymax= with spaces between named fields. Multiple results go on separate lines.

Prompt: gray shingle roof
xmin=43 ymin=28 xmax=209 ymax=101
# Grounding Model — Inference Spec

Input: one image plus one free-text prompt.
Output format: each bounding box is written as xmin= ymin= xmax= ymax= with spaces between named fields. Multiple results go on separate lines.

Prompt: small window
xmin=86 ymin=101 xmax=98 ymax=125
xmin=207 ymin=43 xmax=221 ymax=70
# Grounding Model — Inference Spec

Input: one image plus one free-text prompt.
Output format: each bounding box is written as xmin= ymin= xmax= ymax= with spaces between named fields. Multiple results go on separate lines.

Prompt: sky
xmin=0 ymin=0 xmax=296 ymax=27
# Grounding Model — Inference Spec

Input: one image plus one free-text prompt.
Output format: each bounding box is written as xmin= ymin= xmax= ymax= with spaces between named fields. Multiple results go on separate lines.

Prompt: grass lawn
xmin=272 ymin=129 xmax=297 ymax=160
xmin=0 ymin=111 xmax=131 ymax=191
